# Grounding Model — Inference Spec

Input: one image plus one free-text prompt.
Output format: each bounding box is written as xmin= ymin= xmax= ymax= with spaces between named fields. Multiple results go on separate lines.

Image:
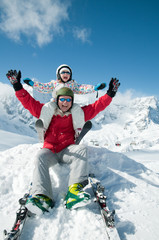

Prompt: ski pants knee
xmin=31 ymin=144 xmax=88 ymax=200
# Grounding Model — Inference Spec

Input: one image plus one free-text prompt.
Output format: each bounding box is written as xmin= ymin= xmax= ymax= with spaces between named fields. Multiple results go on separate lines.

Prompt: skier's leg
xmin=31 ymin=148 xmax=59 ymax=199
xmin=60 ymin=144 xmax=90 ymax=209
xmin=60 ymin=144 xmax=88 ymax=186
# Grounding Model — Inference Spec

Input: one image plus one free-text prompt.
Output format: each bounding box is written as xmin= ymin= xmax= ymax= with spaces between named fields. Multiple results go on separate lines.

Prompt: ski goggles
xmin=60 ymin=71 xmax=71 ymax=75
xmin=59 ymin=98 xmax=72 ymax=102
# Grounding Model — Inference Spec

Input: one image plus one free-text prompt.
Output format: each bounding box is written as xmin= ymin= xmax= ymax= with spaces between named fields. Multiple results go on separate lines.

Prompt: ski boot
xmin=64 ymin=183 xmax=91 ymax=209
xmin=26 ymin=194 xmax=54 ymax=215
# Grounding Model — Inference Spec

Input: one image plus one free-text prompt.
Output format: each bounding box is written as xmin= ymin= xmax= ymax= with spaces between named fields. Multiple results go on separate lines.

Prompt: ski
xmin=3 ymin=190 xmax=34 ymax=240
xmin=35 ymin=119 xmax=45 ymax=143
xmin=75 ymin=121 xmax=92 ymax=144
xmin=89 ymin=174 xmax=120 ymax=240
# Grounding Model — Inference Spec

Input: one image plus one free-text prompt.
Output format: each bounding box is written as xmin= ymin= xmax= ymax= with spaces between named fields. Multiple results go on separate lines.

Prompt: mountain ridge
xmin=0 ymin=82 xmax=159 ymax=151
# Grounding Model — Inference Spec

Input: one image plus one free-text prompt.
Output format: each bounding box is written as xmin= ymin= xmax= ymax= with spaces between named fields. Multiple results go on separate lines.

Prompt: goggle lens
xmin=59 ymin=98 xmax=72 ymax=102
xmin=60 ymin=71 xmax=71 ymax=75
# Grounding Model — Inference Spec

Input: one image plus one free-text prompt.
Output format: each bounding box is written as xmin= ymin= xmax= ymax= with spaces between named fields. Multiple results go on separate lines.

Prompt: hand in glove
xmin=107 ymin=78 xmax=120 ymax=98
xmin=23 ymin=78 xmax=34 ymax=87
xmin=6 ymin=70 xmax=22 ymax=91
xmin=94 ymin=83 xmax=107 ymax=91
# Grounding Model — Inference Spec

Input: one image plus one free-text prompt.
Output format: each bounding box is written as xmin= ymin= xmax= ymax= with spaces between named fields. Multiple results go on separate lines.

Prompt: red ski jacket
xmin=16 ymin=88 xmax=112 ymax=153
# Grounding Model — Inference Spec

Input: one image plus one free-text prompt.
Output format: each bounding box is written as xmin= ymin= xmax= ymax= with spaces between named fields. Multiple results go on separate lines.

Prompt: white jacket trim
xmin=39 ymin=102 xmax=85 ymax=138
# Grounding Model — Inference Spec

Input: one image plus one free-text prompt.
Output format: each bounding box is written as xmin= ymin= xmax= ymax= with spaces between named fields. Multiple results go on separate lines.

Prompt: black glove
xmin=6 ymin=70 xmax=23 ymax=91
xmin=107 ymin=78 xmax=120 ymax=98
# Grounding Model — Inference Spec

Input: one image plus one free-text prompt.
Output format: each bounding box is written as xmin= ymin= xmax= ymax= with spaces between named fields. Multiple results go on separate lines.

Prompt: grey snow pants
xmin=31 ymin=144 xmax=88 ymax=200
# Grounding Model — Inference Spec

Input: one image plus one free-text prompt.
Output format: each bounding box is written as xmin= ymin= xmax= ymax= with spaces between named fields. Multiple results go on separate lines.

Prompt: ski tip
xmin=35 ymin=119 xmax=44 ymax=129
xmin=86 ymin=121 xmax=92 ymax=127
xmin=3 ymin=229 xmax=9 ymax=240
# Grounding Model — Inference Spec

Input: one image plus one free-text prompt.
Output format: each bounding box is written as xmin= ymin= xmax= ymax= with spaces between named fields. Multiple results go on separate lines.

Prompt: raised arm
xmin=6 ymin=70 xmax=43 ymax=118
xmin=73 ymin=81 xmax=106 ymax=94
xmin=82 ymin=78 xmax=120 ymax=121
xmin=23 ymin=78 xmax=55 ymax=93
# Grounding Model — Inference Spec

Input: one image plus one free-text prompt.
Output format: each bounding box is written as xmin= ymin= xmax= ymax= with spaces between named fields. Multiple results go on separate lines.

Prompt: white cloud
xmin=0 ymin=0 xmax=70 ymax=46
xmin=73 ymin=27 xmax=91 ymax=43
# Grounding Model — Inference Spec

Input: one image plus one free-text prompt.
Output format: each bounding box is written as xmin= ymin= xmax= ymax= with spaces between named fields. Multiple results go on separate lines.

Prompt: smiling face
xmin=60 ymin=71 xmax=71 ymax=82
xmin=58 ymin=67 xmax=71 ymax=83
xmin=58 ymin=96 xmax=73 ymax=112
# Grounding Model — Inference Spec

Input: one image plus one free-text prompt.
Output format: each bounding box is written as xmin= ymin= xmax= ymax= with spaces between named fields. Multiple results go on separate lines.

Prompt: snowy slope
xmin=0 ymin=83 xmax=36 ymax=138
xmin=0 ymin=129 xmax=37 ymax=151
xmin=1 ymin=142 xmax=159 ymax=240
xmin=0 ymin=82 xmax=159 ymax=239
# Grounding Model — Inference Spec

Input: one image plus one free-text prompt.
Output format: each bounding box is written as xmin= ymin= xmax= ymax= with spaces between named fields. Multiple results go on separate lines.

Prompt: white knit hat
xmin=59 ymin=67 xmax=71 ymax=74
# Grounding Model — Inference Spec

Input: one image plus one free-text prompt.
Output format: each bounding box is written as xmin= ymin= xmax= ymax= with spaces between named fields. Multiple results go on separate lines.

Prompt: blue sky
xmin=0 ymin=0 xmax=159 ymax=98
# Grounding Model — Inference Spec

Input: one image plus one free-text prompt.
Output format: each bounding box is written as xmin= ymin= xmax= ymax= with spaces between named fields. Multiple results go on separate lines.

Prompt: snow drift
xmin=0 ymin=82 xmax=159 ymax=239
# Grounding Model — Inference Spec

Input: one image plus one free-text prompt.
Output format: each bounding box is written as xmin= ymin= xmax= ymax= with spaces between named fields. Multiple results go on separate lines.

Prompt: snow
xmin=0 ymin=129 xmax=37 ymax=151
xmin=0 ymin=82 xmax=159 ymax=239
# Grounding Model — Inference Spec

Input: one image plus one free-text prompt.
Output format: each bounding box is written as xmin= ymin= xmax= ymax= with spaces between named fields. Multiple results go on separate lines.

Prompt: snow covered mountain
xmin=1 ymin=82 xmax=159 ymax=151
xmin=84 ymin=92 xmax=159 ymax=152
xmin=0 ymin=82 xmax=159 ymax=240
xmin=0 ymin=83 xmax=36 ymax=137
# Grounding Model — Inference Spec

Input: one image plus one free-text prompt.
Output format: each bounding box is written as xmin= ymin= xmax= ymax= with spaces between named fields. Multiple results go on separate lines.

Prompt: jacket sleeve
xmin=15 ymin=88 xmax=43 ymax=118
xmin=82 ymin=94 xmax=112 ymax=121
xmin=73 ymin=81 xmax=95 ymax=94
xmin=33 ymin=80 xmax=55 ymax=93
